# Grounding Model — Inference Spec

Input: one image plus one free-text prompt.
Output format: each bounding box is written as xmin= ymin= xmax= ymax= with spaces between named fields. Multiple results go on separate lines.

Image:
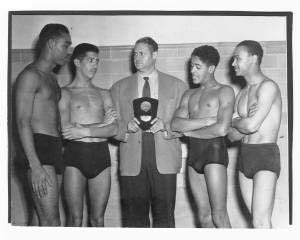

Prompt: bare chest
xmin=37 ymin=75 xmax=60 ymax=102
xmin=237 ymin=86 xmax=258 ymax=117
xmin=70 ymin=90 xmax=104 ymax=113
xmin=189 ymin=89 xmax=219 ymax=117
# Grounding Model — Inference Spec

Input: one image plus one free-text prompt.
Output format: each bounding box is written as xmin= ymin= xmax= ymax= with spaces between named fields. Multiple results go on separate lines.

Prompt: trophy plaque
xmin=133 ymin=97 xmax=158 ymax=130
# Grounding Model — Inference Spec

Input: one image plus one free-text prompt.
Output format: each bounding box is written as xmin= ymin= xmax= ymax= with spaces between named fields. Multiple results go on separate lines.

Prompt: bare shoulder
xmin=182 ymin=88 xmax=196 ymax=99
xmin=185 ymin=88 xmax=197 ymax=95
xmin=93 ymin=86 xmax=113 ymax=104
xmin=257 ymin=78 xmax=281 ymax=99
xmin=94 ymin=86 xmax=111 ymax=97
xmin=218 ymin=84 xmax=235 ymax=97
xmin=15 ymin=66 xmax=41 ymax=91
xmin=60 ymin=86 xmax=72 ymax=99
xmin=259 ymin=78 xmax=280 ymax=91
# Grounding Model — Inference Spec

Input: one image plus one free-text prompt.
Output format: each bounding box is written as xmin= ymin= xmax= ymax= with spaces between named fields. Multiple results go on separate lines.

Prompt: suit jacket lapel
xmin=124 ymin=74 xmax=138 ymax=114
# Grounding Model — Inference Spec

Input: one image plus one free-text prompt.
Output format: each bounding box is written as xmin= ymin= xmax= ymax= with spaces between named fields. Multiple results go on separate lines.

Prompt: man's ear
xmin=152 ymin=51 xmax=158 ymax=60
xmin=252 ymin=54 xmax=259 ymax=64
xmin=208 ymin=65 xmax=216 ymax=74
xmin=47 ymin=38 xmax=55 ymax=50
xmin=74 ymin=58 xmax=80 ymax=67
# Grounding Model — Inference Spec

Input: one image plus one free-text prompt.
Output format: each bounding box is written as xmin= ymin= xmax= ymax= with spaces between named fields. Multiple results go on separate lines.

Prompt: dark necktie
xmin=142 ymin=77 xmax=151 ymax=98
xmin=141 ymin=76 xmax=155 ymax=170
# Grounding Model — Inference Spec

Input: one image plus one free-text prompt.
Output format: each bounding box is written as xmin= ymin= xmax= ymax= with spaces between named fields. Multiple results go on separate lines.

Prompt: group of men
xmin=15 ymin=23 xmax=282 ymax=228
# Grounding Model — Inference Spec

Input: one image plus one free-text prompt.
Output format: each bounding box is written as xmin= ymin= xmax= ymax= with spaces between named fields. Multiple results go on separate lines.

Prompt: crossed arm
xmin=60 ymin=89 xmax=118 ymax=140
xmin=171 ymin=86 xmax=235 ymax=139
xmin=231 ymin=81 xmax=279 ymax=134
xmin=171 ymin=90 xmax=217 ymax=133
xmin=227 ymin=91 xmax=246 ymax=142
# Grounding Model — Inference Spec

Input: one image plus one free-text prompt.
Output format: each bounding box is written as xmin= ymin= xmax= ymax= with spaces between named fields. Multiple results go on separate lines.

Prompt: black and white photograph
xmin=2 ymin=1 xmax=300 ymax=238
xmin=7 ymin=11 xmax=292 ymax=229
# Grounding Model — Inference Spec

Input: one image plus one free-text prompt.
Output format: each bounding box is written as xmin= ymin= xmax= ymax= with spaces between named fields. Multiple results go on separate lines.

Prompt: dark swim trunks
xmin=238 ymin=142 xmax=281 ymax=179
xmin=187 ymin=137 xmax=229 ymax=174
xmin=63 ymin=140 xmax=111 ymax=179
xmin=23 ymin=133 xmax=64 ymax=174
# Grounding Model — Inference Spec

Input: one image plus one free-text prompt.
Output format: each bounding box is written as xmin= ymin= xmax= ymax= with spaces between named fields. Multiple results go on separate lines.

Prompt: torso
xmin=236 ymin=79 xmax=282 ymax=143
xmin=65 ymin=84 xmax=107 ymax=142
xmin=27 ymin=64 xmax=61 ymax=137
xmin=188 ymin=85 xmax=222 ymax=119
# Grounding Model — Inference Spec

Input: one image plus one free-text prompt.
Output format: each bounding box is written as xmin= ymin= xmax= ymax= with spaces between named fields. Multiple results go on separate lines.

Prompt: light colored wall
xmin=10 ymin=41 xmax=289 ymax=227
xmin=11 ymin=15 xmax=286 ymax=49
xmin=10 ymin=14 xmax=288 ymax=227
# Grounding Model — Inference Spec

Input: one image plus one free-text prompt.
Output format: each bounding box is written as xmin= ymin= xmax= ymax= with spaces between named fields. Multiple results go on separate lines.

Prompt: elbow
xmin=227 ymin=133 xmax=239 ymax=143
xmin=244 ymin=122 xmax=259 ymax=134
xmin=217 ymin=125 xmax=230 ymax=137
xmin=227 ymin=135 xmax=235 ymax=143
xmin=170 ymin=119 xmax=183 ymax=133
xmin=16 ymin=117 xmax=30 ymax=131
xmin=110 ymin=121 xmax=119 ymax=137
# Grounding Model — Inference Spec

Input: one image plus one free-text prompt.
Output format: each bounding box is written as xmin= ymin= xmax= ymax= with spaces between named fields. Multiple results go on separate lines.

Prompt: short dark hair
xmin=191 ymin=45 xmax=220 ymax=67
xmin=135 ymin=37 xmax=158 ymax=52
xmin=237 ymin=40 xmax=264 ymax=65
xmin=36 ymin=23 xmax=69 ymax=54
xmin=71 ymin=43 xmax=99 ymax=60
xmin=70 ymin=43 xmax=99 ymax=78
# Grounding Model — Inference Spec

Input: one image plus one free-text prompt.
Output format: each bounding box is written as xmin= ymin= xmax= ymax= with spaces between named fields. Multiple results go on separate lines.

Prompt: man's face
xmin=232 ymin=46 xmax=253 ymax=76
xmin=77 ymin=51 xmax=99 ymax=79
xmin=190 ymin=56 xmax=211 ymax=84
xmin=51 ymin=33 xmax=72 ymax=65
xmin=133 ymin=43 xmax=157 ymax=73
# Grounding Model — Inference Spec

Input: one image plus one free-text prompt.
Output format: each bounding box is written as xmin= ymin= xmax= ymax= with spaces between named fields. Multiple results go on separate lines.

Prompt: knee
xmin=252 ymin=214 xmax=272 ymax=228
xmin=68 ymin=213 xmax=83 ymax=227
xmin=198 ymin=211 xmax=213 ymax=227
xmin=211 ymin=209 xmax=228 ymax=227
xmin=40 ymin=216 xmax=61 ymax=226
xmin=89 ymin=215 xmax=104 ymax=227
xmin=39 ymin=212 xmax=61 ymax=226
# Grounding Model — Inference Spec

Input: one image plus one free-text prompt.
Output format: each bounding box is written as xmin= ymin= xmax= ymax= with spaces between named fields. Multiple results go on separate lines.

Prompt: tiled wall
xmin=9 ymin=41 xmax=289 ymax=227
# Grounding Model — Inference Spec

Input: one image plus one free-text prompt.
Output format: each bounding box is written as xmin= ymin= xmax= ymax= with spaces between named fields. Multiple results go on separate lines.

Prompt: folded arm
xmin=61 ymin=90 xmax=118 ymax=140
xmin=232 ymin=81 xmax=279 ymax=134
xmin=185 ymin=86 xmax=235 ymax=139
xmin=227 ymin=92 xmax=245 ymax=142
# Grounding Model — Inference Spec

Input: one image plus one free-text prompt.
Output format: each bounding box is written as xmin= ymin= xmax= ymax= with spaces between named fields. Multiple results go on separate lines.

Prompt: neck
xmin=71 ymin=75 xmax=92 ymax=87
xmin=34 ymin=55 xmax=56 ymax=73
xmin=244 ymin=67 xmax=264 ymax=85
xmin=201 ymin=75 xmax=218 ymax=89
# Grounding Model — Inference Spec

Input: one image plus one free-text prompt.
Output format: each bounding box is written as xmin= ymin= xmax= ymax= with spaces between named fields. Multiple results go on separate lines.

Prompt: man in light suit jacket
xmin=111 ymin=37 xmax=188 ymax=227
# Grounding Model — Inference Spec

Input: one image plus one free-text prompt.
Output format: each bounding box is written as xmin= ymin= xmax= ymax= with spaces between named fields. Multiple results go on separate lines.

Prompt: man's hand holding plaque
xmin=149 ymin=118 xmax=165 ymax=133
xmin=133 ymin=97 xmax=159 ymax=131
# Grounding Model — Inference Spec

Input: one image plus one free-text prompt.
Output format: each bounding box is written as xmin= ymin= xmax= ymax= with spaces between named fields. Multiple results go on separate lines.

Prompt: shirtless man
xmin=171 ymin=45 xmax=234 ymax=228
xmin=59 ymin=43 xmax=118 ymax=227
xmin=15 ymin=23 xmax=72 ymax=226
xmin=228 ymin=40 xmax=282 ymax=228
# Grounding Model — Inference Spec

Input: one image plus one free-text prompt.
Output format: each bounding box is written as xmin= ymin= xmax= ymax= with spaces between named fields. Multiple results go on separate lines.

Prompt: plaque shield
xmin=133 ymin=97 xmax=158 ymax=130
